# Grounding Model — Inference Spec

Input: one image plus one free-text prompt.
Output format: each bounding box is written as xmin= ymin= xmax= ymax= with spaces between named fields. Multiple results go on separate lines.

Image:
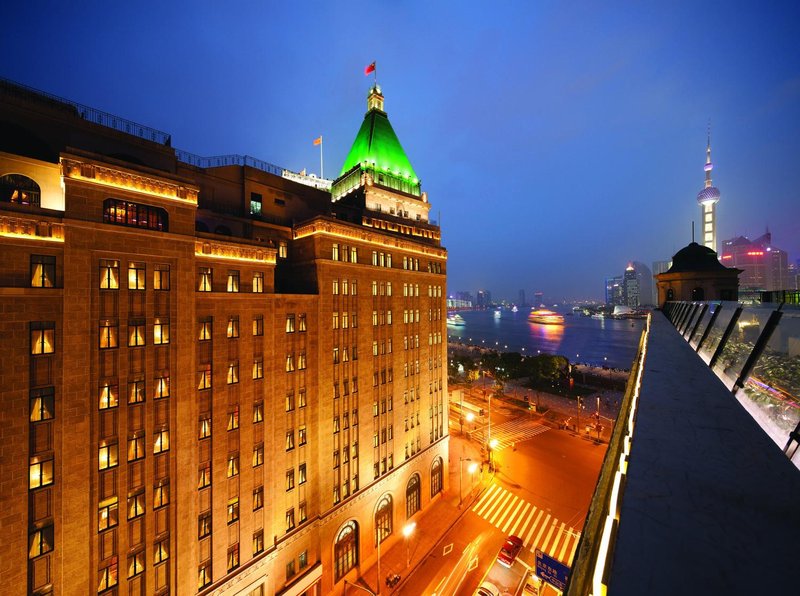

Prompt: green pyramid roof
xmin=338 ymin=88 xmax=419 ymax=184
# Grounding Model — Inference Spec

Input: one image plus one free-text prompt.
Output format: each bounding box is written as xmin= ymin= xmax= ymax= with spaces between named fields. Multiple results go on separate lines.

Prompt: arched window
xmin=103 ymin=198 xmax=168 ymax=232
xmin=0 ymin=174 xmax=40 ymax=207
xmin=375 ymin=494 xmax=392 ymax=546
xmin=691 ymin=287 xmax=705 ymax=301
xmin=430 ymin=457 xmax=443 ymax=497
xmin=334 ymin=520 xmax=358 ymax=581
xmin=405 ymin=474 xmax=421 ymax=519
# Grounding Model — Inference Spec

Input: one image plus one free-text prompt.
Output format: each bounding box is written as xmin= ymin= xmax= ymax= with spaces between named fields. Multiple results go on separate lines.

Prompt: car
xmin=474 ymin=581 xmax=501 ymax=596
xmin=497 ymin=535 xmax=523 ymax=568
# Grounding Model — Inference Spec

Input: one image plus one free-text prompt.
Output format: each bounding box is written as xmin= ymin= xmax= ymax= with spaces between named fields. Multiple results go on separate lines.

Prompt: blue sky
xmin=4 ymin=1 xmax=799 ymax=300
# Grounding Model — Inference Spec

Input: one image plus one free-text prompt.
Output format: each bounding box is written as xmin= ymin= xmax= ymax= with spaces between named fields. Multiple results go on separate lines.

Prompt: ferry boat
xmin=494 ymin=308 xmax=502 ymax=318
xmin=528 ymin=309 xmax=565 ymax=325
xmin=446 ymin=313 xmax=466 ymax=327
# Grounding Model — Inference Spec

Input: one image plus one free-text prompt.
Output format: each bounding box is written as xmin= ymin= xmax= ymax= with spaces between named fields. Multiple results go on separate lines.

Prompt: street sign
xmin=535 ymin=549 xmax=570 ymax=592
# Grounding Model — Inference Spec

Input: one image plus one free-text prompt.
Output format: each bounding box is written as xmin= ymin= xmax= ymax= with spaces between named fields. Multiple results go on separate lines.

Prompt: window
xmin=375 ymin=494 xmax=392 ymax=545
xmin=31 ymin=323 xmax=55 ymax=354
xmin=227 ymin=497 xmax=240 ymax=524
xmin=198 ymin=267 xmax=212 ymax=292
xmin=128 ymin=380 xmax=145 ymax=404
xmin=153 ymin=318 xmax=169 ymax=345
xmin=227 ymin=453 xmax=240 ymax=477
xmin=250 ymin=192 xmax=263 ymax=215
xmin=154 ymin=264 xmax=170 ymax=290
xmin=253 ymin=530 xmax=264 ymax=555
xmin=227 ymin=316 xmax=239 ymax=338
xmin=253 ymin=444 xmax=264 ymax=467
xmin=299 ymin=463 xmax=307 ymax=484
xmin=154 ymin=375 xmax=169 ymax=399
xmin=30 ymin=387 xmax=55 ymax=421
xmin=286 ymin=559 xmax=296 ymax=579
xmin=253 ymin=401 xmax=263 ymax=423
xmin=253 ymin=315 xmax=263 ymax=336
xmin=128 ymin=550 xmax=145 ymax=578
xmin=98 ymin=556 xmax=118 ymax=592
xmin=286 ymin=314 xmax=295 ymax=333
xmin=252 ymin=357 xmax=264 ymax=380
xmin=29 ymin=456 xmax=54 ymax=489
xmin=154 ymin=428 xmax=169 ymax=454
xmin=286 ymin=508 xmax=295 ymax=531
xmin=300 ymin=549 xmax=309 ymax=569
xmin=198 ymin=561 xmax=212 ymax=589
xmin=279 ymin=241 xmax=288 ymax=258
xmin=253 ymin=486 xmax=264 ymax=511
xmin=103 ymin=198 xmax=168 ymax=231
xmin=299 ymin=502 xmax=308 ymax=524
xmin=128 ymin=490 xmax=145 ymax=520
xmin=1 ymin=173 xmax=40 ymax=206
xmin=298 ymin=426 xmax=307 ymax=446
xmin=334 ymin=521 xmax=359 ymax=581
xmin=198 ymin=364 xmax=212 ymax=390
xmin=98 ymin=496 xmax=118 ymax=531
xmin=227 ymin=270 xmax=240 ymax=292
xmin=99 ymin=441 xmax=118 ymax=470
xmin=28 ymin=525 xmax=54 ymax=559
xmin=128 ymin=433 xmax=145 ymax=462
xmin=252 ymin=271 xmax=264 ymax=293
xmin=99 ymin=320 xmax=118 ymax=349
xmin=298 ymin=352 xmax=307 ymax=370
xmin=350 ymin=246 xmax=358 ymax=263
xmin=298 ymin=390 xmax=307 ymax=408
xmin=286 ymin=469 xmax=295 ymax=491
xmin=286 ymin=430 xmax=295 ymax=451
xmin=154 ymin=480 xmax=169 ymax=509
xmin=128 ymin=320 xmax=145 ymax=347
xmin=199 ymin=513 xmax=211 ymax=538
xmin=285 ymin=354 xmax=295 ymax=372
xmin=227 ymin=407 xmax=240 ymax=431
xmin=298 ymin=314 xmax=307 ymax=331
xmin=128 ymin=262 xmax=145 ymax=290
xmin=198 ymin=319 xmax=212 ymax=341
xmin=406 ymin=474 xmax=421 ymax=518
xmin=227 ymin=361 xmax=239 ymax=384
xmin=199 ymin=414 xmax=211 ymax=439
xmin=30 ymin=255 xmax=55 ymax=288
xmin=431 ymin=457 xmax=444 ymax=496
xmin=100 ymin=259 xmax=120 ymax=289
xmin=198 ymin=463 xmax=211 ymax=489
xmin=332 ymin=243 xmax=340 ymax=260
xmin=154 ymin=537 xmax=169 ymax=564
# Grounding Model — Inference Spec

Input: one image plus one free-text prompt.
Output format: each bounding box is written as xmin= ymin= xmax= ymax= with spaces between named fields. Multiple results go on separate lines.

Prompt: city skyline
xmin=4 ymin=1 xmax=799 ymax=299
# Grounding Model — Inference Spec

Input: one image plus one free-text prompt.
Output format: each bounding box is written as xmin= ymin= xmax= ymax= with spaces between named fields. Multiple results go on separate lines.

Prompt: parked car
xmin=475 ymin=581 xmax=501 ymax=596
xmin=497 ymin=535 xmax=524 ymax=568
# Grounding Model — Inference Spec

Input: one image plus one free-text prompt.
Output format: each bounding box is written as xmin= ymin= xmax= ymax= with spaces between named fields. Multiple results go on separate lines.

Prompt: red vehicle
xmin=497 ymin=535 xmax=524 ymax=568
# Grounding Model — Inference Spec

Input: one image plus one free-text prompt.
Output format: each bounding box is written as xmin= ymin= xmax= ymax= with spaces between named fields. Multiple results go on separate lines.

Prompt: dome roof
xmin=667 ymin=242 xmax=728 ymax=273
xmin=697 ymin=186 xmax=720 ymax=204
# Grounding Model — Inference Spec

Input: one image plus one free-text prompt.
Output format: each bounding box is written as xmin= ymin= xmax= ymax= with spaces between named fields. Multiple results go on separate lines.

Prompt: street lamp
xmin=468 ymin=461 xmax=478 ymax=498
xmin=489 ymin=438 xmax=499 ymax=472
xmin=402 ymin=522 xmax=416 ymax=568
xmin=459 ymin=457 xmax=479 ymax=506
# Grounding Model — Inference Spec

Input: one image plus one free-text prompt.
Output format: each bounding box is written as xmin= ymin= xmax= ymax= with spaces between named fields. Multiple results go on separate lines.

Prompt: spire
xmin=367 ymin=84 xmax=384 ymax=112
xmin=704 ymin=122 xmax=713 ymax=188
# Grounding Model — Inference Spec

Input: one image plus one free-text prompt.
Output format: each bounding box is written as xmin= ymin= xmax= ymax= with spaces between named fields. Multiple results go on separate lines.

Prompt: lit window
xmin=99 ymin=320 xmax=118 ymax=349
xmin=350 ymin=246 xmax=358 ymax=263
xmin=286 ymin=314 xmax=295 ymax=333
xmin=227 ymin=316 xmax=239 ymax=338
xmin=252 ymin=271 xmax=264 ymax=293
xmin=286 ymin=354 xmax=295 ymax=372
xmin=128 ymin=320 xmax=145 ymax=347
xmin=153 ymin=264 xmax=170 ymax=290
xmin=154 ymin=537 xmax=169 ymax=565
xmin=98 ymin=441 xmax=118 ymax=470
xmin=253 ymin=315 xmax=264 ymax=336
xmin=298 ymin=426 xmax=307 ymax=446
xmin=253 ymin=486 xmax=264 ymax=511
xmin=300 ymin=549 xmax=308 ymax=569
xmin=253 ymin=530 xmax=264 ymax=555
xmin=227 ymin=407 xmax=240 ymax=431
xmin=97 ymin=556 xmax=118 ymax=591
xmin=198 ymin=561 xmax=212 ymax=589
xmin=153 ymin=480 xmax=169 ymax=509
xmin=153 ymin=318 xmax=169 ymax=345
xmin=103 ymin=198 xmax=168 ymax=232
xmin=298 ymin=352 xmax=307 ymax=370
xmin=128 ymin=262 xmax=145 ymax=290
xmin=332 ymin=243 xmax=340 ymax=260
xmin=128 ymin=490 xmax=145 ymax=519
xmin=286 ymin=430 xmax=295 ymax=451
xmin=198 ymin=463 xmax=211 ymax=489
xmin=154 ymin=428 xmax=169 ymax=454
xmin=29 ymin=456 xmax=54 ymax=489
xmin=30 ymin=255 xmax=55 ymax=288
xmin=129 ymin=380 xmax=145 ymax=404
xmin=227 ymin=453 xmax=239 ymax=477
xmin=30 ymin=387 xmax=55 ymax=421
xmin=199 ymin=512 xmax=211 ymax=538
xmin=250 ymin=192 xmax=262 ymax=215
xmin=227 ymin=497 xmax=239 ymax=524
xmin=352 ymin=280 xmax=357 ymax=295
xmin=333 ymin=347 xmax=339 ymax=364
xmin=198 ymin=267 xmax=212 ymax=292
xmin=279 ymin=241 xmax=288 ymax=258
xmin=298 ymin=313 xmax=307 ymax=331
xmin=198 ymin=319 xmax=212 ymax=341
xmin=128 ymin=433 xmax=145 ymax=462
xmin=333 ymin=312 xmax=339 ymax=329
xmin=228 ymin=543 xmax=240 ymax=572
xmin=253 ymin=444 xmax=264 ymax=467
xmin=286 ymin=470 xmax=295 ymax=491
xmin=298 ymin=390 xmax=307 ymax=408
xmin=98 ymin=496 xmax=118 ymax=531
xmin=332 ymin=279 xmax=339 ymax=294
xmin=252 ymin=357 xmax=264 ymax=380
xmin=154 ymin=375 xmax=169 ymax=399
xmin=253 ymin=401 xmax=263 ymax=423
xmin=128 ymin=550 xmax=145 ymax=578
xmin=28 ymin=525 xmax=54 ymax=560
xmin=199 ymin=415 xmax=211 ymax=439
xmin=227 ymin=361 xmax=239 ymax=384
xmin=198 ymin=364 xmax=212 ymax=390
xmin=100 ymin=259 xmax=120 ymax=290
xmin=31 ymin=324 xmax=55 ymax=354
xmin=299 ymin=463 xmax=307 ymax=484
xmin=227 ymin=270 xmax=240 ymax=292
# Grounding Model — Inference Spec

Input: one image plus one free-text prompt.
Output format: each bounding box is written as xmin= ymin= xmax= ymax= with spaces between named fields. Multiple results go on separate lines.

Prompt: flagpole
xmin=319 ymin=136 xmax=324 ymax=180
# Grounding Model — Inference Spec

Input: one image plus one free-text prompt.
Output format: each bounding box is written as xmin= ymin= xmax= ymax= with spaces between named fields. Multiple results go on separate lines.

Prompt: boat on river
xmin=528 ymin=309 xmax=565 ymax=325
xmin=446 ymin=313 xmax=466 ymax=326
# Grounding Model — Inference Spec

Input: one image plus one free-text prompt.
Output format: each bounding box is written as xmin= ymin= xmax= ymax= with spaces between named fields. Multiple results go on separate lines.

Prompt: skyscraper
xmin=623 ymin=265 xmax=640 ymax=308
xmin=0 ymin=78 xmax=447 ymax=595
xmin=696 ymin=130 xmax=721 ymax=253
xmin=720 ymin=231 xmax=790 ymax=292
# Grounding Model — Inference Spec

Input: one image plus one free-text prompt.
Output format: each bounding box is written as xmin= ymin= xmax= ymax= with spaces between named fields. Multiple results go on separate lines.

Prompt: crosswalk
xmin=471 ymin=484 xmax=582 ymax=566
xmin=470 ymin=419 xmax=549 ymax=451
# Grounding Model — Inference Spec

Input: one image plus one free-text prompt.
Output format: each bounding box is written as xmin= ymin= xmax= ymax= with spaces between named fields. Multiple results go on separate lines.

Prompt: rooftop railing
xmin=174 ymin=150 xmax=284 ymax=177
xmin=663 ymin=300 xmax=800 ymax=464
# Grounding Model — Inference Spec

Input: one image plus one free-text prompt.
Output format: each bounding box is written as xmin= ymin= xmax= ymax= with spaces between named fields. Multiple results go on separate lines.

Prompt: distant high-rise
xmin=696 ymin=129 xmax=721 ymax=253
xmin=623 ymin=265 xmax=640 ymax=307
xmin=720 ymin=231 xmax=790 ymax=292
xmin=605 ymin=276 xmax=623 ymax=306
xmin=476 ymin=289 xmax=492 ymax=308
xmin=518 ymin=289 xmax=526 ymax=307
xmin=632 ymin=261 xmax=653 ymax=306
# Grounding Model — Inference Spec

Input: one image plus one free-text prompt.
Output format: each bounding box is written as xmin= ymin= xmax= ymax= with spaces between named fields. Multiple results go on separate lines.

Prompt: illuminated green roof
xmin=338 ymin=87 xmax=419 ymax=183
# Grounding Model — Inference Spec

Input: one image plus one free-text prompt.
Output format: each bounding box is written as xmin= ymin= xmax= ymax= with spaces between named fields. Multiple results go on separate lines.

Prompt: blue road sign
xmin=535 ymin=549 xmax=570 ymax=591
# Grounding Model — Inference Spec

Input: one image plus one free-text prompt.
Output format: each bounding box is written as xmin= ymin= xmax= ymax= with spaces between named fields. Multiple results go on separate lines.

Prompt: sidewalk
xmin=353 ymin=433 xmax=488 ymax=595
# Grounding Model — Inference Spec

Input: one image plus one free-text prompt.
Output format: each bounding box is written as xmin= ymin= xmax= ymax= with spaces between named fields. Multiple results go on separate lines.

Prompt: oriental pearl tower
xmin=697 ymin=129 xmax=721 ymax=254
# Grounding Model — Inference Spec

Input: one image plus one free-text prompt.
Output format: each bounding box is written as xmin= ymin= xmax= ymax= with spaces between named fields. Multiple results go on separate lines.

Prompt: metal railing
xmin=175 ymin=150 xmax=284 ymax=176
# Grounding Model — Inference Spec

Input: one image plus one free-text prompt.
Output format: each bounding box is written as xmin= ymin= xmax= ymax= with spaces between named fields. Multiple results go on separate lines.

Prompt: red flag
xmin=364 ymin=62 xmax=376 ymax=75
xmin=313 ymin=136 xmax=322 ymax=146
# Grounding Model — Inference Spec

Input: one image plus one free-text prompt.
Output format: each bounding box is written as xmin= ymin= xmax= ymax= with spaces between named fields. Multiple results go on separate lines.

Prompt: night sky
xmin=4 ymin=1 xmax=799 ymax=301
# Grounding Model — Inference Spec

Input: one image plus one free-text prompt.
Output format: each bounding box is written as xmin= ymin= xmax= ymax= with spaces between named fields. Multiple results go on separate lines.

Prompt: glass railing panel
xmin=712 ymin=304 xmax=777 ymax=387
xmin=689 ymin=302 xmax=718 ymax=349
xmin=736 ymin=304 xmax=800 ymax=452
xmin=681 ymin=303 xmax=701 ymax=337
xmin=697 ymin=301 xmax=739 ymax=364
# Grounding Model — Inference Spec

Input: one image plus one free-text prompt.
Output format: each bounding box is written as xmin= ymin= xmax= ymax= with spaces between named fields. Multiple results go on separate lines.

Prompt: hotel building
xmin=0 ymin=78 xmax=447 ymax=595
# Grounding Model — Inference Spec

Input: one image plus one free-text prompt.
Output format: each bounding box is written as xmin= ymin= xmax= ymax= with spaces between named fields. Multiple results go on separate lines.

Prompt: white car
xmin=474 ymin=581 xmax=501 ymax=596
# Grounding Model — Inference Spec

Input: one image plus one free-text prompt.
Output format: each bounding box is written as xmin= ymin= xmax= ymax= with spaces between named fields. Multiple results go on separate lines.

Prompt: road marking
xmin=568 ymin=531 xmax=582 ymax=564
xmin=524 ymin=509 xmax=544 ymax=546
xmin=468 ymin=556 xmax=479 ymax=571
xmin=507 ymin=502 xmax=530 ymax=536
xmin=495 ymin=494 xmax=520 ymax=529
xmin=474 ymin=485 xmax=500 ymax=516
xmin=541 ymin=519 xmax=557 ymax=553
xmin=557 ymin=524 xmax=571 ymax=561
xmin=488 ymin=492 xmax=513 ymax=525
xmin=532 ymin=514 xmax=551 ymax=551
xmin=515 ymin=504 xmax=537 ymax=540
xmin=443 ymin=543 xmax=453 ymax=556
